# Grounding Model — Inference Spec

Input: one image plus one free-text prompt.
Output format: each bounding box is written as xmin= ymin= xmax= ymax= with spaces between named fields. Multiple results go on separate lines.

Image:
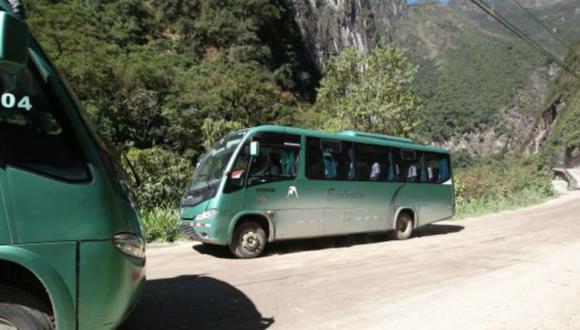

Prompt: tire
xmin=0 ymin=286 xmax=52 ymax=330
xmin=391 ymin=212 xmax=413 ymax=240
xmin=229 ymin=222 xmax=267 ymax=259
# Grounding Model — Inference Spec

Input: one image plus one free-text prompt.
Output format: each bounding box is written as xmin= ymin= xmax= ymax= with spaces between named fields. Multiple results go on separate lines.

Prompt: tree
xmin=316 ymin=45 xmax=422 ymax=138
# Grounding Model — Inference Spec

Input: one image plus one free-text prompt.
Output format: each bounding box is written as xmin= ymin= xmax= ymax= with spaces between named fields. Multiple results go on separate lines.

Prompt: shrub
xmin=455 ymin=157 xmax=554 ymax=218
xmin=142 ymin=207 xmax=181 ymax=243
xmin=126 ymin=147 xmax=193 ymax=210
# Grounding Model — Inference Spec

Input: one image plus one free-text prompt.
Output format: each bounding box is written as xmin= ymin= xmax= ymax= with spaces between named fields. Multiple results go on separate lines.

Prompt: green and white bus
xmin=180 ymin=125 xmax=454 ymax=258
xmin=0 ymin=3 xmax=145 ymax=329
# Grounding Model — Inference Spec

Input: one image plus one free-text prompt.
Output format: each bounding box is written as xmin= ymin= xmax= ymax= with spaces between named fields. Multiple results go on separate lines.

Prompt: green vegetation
xmin=25 ymin=0 xmax=320 ymax=241
xmin=315 ymin=46 xmax=421 ymax=137
xmin=141 ymin=208 xmax=181 ymax=242
xmin=391 ymin=1 xmax=580 ymax=142
xmin=22 ymin=0 xmax=578 ymax=241
xmin=541 ymin=41 xmax=580 ymax=163
xmin=455 ymin=156 xmax=554 ymax=218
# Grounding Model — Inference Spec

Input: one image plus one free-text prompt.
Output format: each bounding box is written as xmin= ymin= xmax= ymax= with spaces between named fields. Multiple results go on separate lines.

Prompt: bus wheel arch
xmin=392 ymin=208 xmax=415 ymax=240
xmin=0 ymin=249 xmax=75 ymax=330
xmin=229 ymin=214 xmax=271 ymax=258
xmin=0 ymin=260 xmax=53 ymax=329
xmin=230 ymin=213 xmax=274 ymax=242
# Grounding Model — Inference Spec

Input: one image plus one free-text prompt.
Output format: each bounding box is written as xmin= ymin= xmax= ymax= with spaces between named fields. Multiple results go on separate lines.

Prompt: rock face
xmin=285 ymin=0 xmax=406 ymax=71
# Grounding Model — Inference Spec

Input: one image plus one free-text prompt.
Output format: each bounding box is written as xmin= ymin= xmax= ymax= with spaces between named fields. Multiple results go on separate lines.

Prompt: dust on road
xmin=122 ymin=192 xmax=580 ymax=330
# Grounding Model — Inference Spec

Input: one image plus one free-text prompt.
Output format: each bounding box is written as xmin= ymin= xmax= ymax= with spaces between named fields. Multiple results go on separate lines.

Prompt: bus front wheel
xmin=0 ymin=285 xmax=53 ymax=330
xmin=392 ymin=212 xmax=413 ymax=240
xmin=230 ymin=221 xmax=267 ymax=258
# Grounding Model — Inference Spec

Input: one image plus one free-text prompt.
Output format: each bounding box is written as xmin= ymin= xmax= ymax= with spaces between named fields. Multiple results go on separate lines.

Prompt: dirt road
xmin=122 ymin=192 xmax=580 ymax=330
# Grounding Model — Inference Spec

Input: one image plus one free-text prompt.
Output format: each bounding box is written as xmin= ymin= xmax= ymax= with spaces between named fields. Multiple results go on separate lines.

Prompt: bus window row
xmin=225 ymin=133 xmax=450 ymax=192
xmin=306 ymin=137 xmax=450 ymax=184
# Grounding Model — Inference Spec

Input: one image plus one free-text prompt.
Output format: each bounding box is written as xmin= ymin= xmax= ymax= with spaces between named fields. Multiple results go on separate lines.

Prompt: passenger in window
xmin=370 ymin=162 xmax=381 ymax=181
xmin=407 ymin=163 xmax=418 ymax=182
xmin=348 ymin=148 xmax=355 ymax=180
xmin=426 ymin=160 xmax=440 ymax=183
xmin=281 ymin=151 xmax=296 ymax=176
xmin=323 ymin=150 xmax=338 ymax=179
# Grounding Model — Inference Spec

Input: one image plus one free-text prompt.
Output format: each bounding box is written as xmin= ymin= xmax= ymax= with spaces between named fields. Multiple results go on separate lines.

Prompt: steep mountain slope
xmin=286 ymin=0 xmax=406 ymax=70
xmin=542 ymin=41 xmax=580 ymax=168
xmin=390 ymin=0 xmax=580 ymax=156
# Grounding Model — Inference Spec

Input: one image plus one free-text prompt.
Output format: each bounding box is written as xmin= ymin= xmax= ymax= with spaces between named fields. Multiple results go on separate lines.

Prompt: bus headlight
xmin=195 ymin=209 xmax=218 ymax=221
xmin=114 ymin=233 xmax=146 ymax=259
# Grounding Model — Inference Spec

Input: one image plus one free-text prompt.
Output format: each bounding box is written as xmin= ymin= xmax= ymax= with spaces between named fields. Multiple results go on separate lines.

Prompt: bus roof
xmin=245 ymin=125 xmax=450 ymax=154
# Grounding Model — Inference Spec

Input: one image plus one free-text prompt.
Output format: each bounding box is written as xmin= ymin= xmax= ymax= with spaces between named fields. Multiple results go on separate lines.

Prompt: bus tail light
xmin=114 ymin=233 xmax=146 ymax=259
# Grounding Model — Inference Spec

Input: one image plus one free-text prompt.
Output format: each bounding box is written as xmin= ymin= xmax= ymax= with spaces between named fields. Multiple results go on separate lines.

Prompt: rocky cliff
xmin=285 ymin=0 xmax=407 ymax=70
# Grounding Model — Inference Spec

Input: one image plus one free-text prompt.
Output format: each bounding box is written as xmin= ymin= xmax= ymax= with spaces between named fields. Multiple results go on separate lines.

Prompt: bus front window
xmin=0 ymin=65 xmax=89 ymax=181
xmin=183 ymin=130 xmax=246 ymax=206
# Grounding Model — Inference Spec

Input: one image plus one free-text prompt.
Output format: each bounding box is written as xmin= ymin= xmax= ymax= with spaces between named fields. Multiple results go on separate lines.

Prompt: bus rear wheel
xmin=392 ymin=212 xmax=413 ymax=240
xmin=0 ymin=286 xmax=53 ymax=330
xmin=230 ymin=222 xmax=267 ymax=259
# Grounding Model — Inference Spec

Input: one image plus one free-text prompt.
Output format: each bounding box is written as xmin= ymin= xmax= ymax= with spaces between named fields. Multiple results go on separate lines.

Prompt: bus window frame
xmin=243 ymin=132 xmax=301 ymax=188
xmin=306 ymin=136 xmax=355 ymax=181
xmin=0 ymin=56 xmax=92 ymax=184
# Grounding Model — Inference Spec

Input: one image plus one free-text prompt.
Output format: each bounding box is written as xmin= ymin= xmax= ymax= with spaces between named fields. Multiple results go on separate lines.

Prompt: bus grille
xmin=180 ymin=224 xmax=201 ymax=241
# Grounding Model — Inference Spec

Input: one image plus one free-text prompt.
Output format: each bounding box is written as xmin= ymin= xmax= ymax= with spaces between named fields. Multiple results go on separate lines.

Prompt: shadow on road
xmin=121 ymin=275 xmax=274 ymax=330
xmin=414 ymin=223 xmax=464 ymax=238
xmin=194 ymin=243 xmax=235 ymax=259
xmin=193 ymin=223 xmax=464 ymax=258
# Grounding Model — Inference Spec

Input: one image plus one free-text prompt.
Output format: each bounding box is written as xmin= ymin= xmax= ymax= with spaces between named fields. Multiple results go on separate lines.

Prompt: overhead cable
xmin=467 ymin=0 xmax=580 ymax=80
xmin=508 ymin=0 xmax=568 ymax=48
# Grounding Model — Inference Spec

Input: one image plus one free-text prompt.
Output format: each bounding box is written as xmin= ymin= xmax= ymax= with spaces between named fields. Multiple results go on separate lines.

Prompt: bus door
xmin=241 ymin=132 xmax=323 ymax=240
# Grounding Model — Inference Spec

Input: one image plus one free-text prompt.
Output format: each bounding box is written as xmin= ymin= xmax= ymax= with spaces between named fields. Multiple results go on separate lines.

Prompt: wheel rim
xmin=241 ymin=230 xmax=261 ymax=252
xmin=0 ymin=317 xmax=17 ymax=330
xmin=397 ymin=216 xmax=410 ymax=233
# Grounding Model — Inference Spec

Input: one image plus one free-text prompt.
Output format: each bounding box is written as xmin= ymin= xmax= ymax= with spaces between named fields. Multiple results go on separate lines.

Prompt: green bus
xmin=180 ymin=125 xmax=454 ymax=258
xmin=0 ymin=3 xmax=145 ymax=329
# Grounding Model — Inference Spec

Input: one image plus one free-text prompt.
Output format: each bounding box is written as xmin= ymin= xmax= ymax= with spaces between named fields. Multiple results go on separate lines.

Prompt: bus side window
xmin=354 ymin=143 xmax=390 ymax=181
xmin=306 ymin=138 xmax=352 ymax=180
xmin=424 ymin=152 xmax=450 ymax=184
xmin=391 ymin=147 xmax=402 ymax=182
xmin=246 ymin=133 xmax=300 ymax=187
xmin=398 ymin=149 xmax=418 ymax=182
xmin=438 ymin=154 xmax=451 ymax=183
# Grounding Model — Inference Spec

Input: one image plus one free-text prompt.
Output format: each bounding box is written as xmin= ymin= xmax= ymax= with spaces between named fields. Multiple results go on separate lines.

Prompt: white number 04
xmin=1 ymin=93 xmax=33 ymax=111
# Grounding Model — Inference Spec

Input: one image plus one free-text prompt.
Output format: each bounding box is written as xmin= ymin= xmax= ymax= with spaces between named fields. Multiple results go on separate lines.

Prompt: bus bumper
xmin=180 ymin=221 xmax=227 ymax=245
xmin=78 ymin=240 xmax=146 ymax=330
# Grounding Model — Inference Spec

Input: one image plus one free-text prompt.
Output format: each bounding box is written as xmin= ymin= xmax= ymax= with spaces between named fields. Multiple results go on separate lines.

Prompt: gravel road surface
xmin=122 ymin=192 xmax=580 ymax=330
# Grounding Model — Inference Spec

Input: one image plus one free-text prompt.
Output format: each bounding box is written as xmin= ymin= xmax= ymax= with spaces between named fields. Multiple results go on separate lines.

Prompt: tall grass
xmin=454 ymin=157 xmax=554 ymax=218
xmin=141 ymin=207 xmax=181 ymax=243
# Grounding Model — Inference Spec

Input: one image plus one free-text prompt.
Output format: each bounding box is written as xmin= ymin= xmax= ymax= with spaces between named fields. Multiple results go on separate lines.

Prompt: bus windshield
xmin=189 ymin=130 xmax=247 ymax=191
xmin=0 ymin=64 xmax=90 ymax=181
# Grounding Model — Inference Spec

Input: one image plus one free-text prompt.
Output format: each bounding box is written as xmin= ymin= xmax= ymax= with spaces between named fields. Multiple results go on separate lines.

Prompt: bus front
xmin=0 ymin=4 xmax=145 ymax=329
xmin=180 ymin=130 xmax=248 ymax=246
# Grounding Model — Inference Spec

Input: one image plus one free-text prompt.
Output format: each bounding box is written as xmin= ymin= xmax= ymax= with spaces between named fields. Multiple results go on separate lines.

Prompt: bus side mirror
xmin=250 ymin=141 xmax=260 ymax=157
xmin=0 ymin=12 xmax=29 ymax=74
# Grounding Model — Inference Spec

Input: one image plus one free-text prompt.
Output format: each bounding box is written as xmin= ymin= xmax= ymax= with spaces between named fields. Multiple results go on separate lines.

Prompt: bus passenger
xmin=370 ymin=162 xmax=381 ymax=180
